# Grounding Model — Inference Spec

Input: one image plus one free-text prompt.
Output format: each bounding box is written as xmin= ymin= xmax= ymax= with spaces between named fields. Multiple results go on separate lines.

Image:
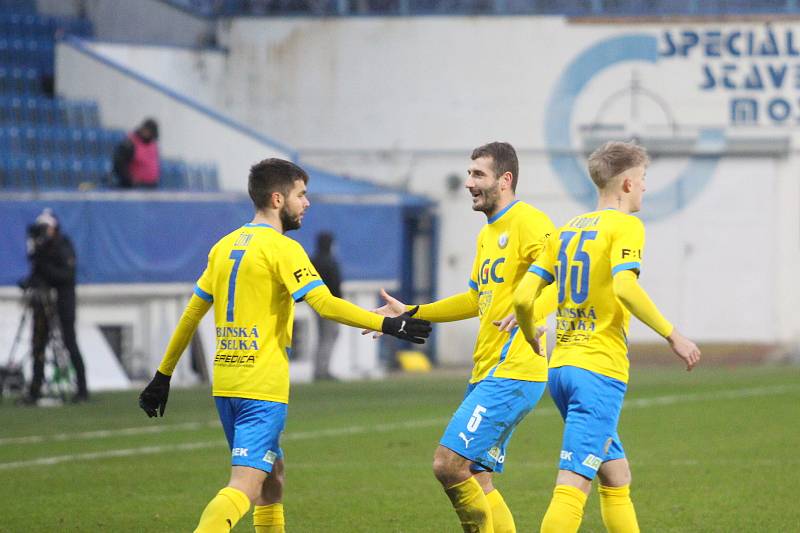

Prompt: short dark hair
xmin=248 ymin=158 xmax=309 ymax=210
xmin=470 ymin=142 xmax=519 ymax=191
xmin=140 ymin=118 xmax=159 ymax=140
xmin=587 ymin=141 xmax=650 ymax=190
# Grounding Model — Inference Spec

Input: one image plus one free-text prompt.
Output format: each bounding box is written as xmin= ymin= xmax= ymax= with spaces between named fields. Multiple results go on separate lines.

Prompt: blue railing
xmin=162 ymin=0 xmax=800 ymax=17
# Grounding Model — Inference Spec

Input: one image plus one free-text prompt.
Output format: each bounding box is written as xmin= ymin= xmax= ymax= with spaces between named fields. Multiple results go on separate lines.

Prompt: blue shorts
xmin=214 ymin=397 xmax=287 ymax=473
xmin=440 ymin=376 xmax=546 ymax=473
xmin=548 ymin=366 xmax=627 ymax=480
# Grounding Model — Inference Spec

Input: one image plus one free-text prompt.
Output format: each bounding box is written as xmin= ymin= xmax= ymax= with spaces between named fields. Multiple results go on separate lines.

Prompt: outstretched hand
xmin=381 ymin=306 xmax=432 ymax=344
xmin=362 ymin=288 xmax=408 ymax=338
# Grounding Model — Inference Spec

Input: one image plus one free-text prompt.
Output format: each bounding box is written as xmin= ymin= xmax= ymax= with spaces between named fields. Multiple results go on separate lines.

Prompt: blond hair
xmin=587 ymin=141 xmax=650 ymax=190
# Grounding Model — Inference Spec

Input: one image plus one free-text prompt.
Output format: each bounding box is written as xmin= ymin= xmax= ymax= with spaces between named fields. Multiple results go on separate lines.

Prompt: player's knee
xmin=432 ymin=454 xmax=449 ymax=483
xmin=598 ymin=460 xmax=632 ymax=487
xmin=432 ymin=447 xmax=467 ymax=486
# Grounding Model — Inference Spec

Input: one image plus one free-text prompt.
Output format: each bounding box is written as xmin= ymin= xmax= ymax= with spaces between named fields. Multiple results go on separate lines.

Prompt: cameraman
xmin=21 ymin=209 xmax=88 ymax=404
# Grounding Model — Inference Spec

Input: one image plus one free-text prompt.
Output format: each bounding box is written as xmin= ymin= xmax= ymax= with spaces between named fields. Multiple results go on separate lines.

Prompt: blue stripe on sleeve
xmin=468 ymin=279 xmax=479 ymax=291
xmin=527 ymin=265 xmax=555 ymax=284
xmin=611 ymin=262 xmax=641 ymax=276
xmin=194 ymin=285 xmax=213 ymax=302
xmin=292 ymin=279 xmax=325 ymax=302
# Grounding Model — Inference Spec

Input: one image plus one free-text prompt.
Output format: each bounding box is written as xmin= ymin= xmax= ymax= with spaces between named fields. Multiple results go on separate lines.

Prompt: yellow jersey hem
xmin=491 ymin=369 xmax=549 ymax=382
xmin=212 ymin=390 xmax=289 ymax=403
xmin=548 ymin=362 xmax=629 ymax=384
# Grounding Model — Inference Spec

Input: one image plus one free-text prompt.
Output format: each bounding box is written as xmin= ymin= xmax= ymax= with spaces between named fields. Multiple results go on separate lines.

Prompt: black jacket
xmin=29 ymin=234 xmax=77 ymax=288
xmin=311 ymin=252 xmax=342 ymax=298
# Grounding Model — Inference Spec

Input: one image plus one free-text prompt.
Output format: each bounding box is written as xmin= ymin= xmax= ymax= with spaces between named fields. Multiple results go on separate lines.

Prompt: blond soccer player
xmin=514 ymin=141 xmax=700 ymax=533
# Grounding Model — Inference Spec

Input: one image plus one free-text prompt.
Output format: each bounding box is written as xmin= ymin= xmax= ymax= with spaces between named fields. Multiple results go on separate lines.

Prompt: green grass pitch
xmin=1 ymin=364 xmax=799 ymax=532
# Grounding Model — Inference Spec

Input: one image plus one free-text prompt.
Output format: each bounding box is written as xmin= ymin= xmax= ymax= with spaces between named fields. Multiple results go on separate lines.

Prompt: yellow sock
xmin=444 ymin=477 xmax=495 ymax=533
xmin=253 ymin=503 xmax=285 ymax=533
xmin=599 ymin=484 xmax=640 ymax=533
xmin=485 ymin=489 xmax=515 ymax=533
xmin=194 ymin=486 xmax=251 ymax=533
xmin=540 ymin=484 xmax=587 ymax=533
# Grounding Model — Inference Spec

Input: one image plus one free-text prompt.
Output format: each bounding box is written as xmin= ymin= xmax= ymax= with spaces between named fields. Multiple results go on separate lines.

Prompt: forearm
xmin=532 ymin=282 xmax=557 ymax=323
xmin=513 ymin=272 xmax=548 ymax=342
xmin=157 ymin=295 xmax=212 ymax=376
xmin=613 ymin=271 xmax=673 ymax=338
xmin=413 ymin=291 xmax=478 ymax=322
xmin=304 ymin=287 xmax=384 ymax=331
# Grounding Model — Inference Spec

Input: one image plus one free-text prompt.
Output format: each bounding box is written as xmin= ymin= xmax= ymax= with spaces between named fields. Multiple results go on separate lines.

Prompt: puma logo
xmin=398 ymin=320 xmax=407 ymax=334
xmin=458 ymin=432 xmax=475 ymax=448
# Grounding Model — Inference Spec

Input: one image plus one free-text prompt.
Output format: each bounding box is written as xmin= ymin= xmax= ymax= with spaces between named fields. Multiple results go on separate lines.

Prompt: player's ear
xmin=500 ymin=171 xmax=513 ymax=191
xmin=621 ymin=176 xmax=633 ymax=193
xmin=270 ymin=191 xmax=284 ymax=209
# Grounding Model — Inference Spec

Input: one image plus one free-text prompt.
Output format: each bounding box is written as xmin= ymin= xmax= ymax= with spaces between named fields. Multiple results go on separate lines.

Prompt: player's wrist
xmin=153 ymin=370 xmax=171 ymax=385
xmin=665 ymin=326 xmax=679 ymax=342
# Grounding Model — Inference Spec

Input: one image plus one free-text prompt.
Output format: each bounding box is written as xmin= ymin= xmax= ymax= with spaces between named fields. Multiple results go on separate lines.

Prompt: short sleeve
xmin=610 ymin=216 xmax=646 ymax=277
xmin=519 ymin=212 xmax=556 ymax=264
xmin=276 ymin=239 xmax=326 ymax=302
xmin=528 ymin=233 xmax=558 ymax=284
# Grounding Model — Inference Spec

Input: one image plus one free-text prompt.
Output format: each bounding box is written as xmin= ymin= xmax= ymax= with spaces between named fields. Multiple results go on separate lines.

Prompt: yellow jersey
xmin=529 ymin=209 xmax=646 ymax=383
xmin=469 ymin=201 xmax=555 ymax=383
xmin=194 ymin=223 xmax=324 ymax=403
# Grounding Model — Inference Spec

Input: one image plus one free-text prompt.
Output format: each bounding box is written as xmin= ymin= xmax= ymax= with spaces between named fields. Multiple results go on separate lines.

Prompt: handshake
xmin=377 ymin=305 xmax=431 ymax=345
xmin=362 ymin=289 xmax=433 ymax=345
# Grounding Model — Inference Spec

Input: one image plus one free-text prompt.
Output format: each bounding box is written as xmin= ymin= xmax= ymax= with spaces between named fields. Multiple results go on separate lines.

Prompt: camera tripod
xmin=1 ymin=287 xmax=75 ymax=404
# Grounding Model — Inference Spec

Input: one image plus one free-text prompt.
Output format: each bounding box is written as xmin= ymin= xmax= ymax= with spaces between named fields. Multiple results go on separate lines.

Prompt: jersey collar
xmin=244 ymin=223 xmax=274 ymax=229
xmin=487 ymin=200 xmax=519 ymax=224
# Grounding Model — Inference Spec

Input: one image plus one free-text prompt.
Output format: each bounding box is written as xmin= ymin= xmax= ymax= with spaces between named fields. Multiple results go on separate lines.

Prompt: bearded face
xmin=279 ymin=203 xmax=303 ymax=231
xmin=466 ymin=156 xmax=502 ymax=215
xmin=278 ymin=179 xmax=309 ymax=232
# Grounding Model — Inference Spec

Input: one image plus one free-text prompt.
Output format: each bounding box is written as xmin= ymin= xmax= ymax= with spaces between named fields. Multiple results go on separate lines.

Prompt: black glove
xmin=381 ymin=306 xmax=432 ymax=344
xmin=139 ymin=370 xmax=171 ymax=418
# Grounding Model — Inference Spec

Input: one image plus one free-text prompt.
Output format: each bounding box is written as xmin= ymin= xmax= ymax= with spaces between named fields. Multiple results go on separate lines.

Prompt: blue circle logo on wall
xmin=544 ymin=34 xmax=722 ymax=222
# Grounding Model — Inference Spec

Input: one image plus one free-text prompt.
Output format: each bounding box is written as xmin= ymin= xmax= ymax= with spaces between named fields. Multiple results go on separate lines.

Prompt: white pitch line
xmin=0 ymin=418 xmax=451 ymax=471
xmin=0 ymin=383 xmax=797 ymax=471
xmin=0 ymin=420 xmax=219 ymax=446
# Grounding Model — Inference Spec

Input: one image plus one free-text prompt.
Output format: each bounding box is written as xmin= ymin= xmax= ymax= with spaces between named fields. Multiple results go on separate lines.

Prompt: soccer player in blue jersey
xmin=514 ymin=141 xmax=701 ymax=533
xmin=137 ymin=158 xmax=431 ymax=533
xmin=372 ymin=142 xmax=557 ymax=532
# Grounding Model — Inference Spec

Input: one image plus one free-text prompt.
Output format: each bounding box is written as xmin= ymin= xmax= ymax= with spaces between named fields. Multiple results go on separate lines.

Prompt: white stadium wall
xmin=55 ymin=38 xmax=292 ymax=191
xmin=37 ymin=0 xmax=213 ymax=48
xmin=54 ymin=17 xmax=800 ymax=363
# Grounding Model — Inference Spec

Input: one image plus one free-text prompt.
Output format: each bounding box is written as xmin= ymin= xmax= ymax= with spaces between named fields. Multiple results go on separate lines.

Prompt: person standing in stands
xmin=113 ymin=118 xmax=160 ymax=189
xmin=310 ymin=232 xmax=342 ymax=381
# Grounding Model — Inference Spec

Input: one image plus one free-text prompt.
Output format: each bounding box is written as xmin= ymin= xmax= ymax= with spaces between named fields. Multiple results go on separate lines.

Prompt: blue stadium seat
xmin=160 ymin=160 xmax=189 ymax=190
xmin=0 ymin=67 xmax=39 ymax=95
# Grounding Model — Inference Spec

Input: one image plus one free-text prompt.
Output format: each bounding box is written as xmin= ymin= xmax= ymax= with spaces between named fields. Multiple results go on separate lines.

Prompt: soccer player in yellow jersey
xmin=373 ymin=142 xmax=557 ymax=532
xmin=137 ymin=158 xmax=431 ymax=533
xmin=514 ymin=141 xmax=701 ymax=533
